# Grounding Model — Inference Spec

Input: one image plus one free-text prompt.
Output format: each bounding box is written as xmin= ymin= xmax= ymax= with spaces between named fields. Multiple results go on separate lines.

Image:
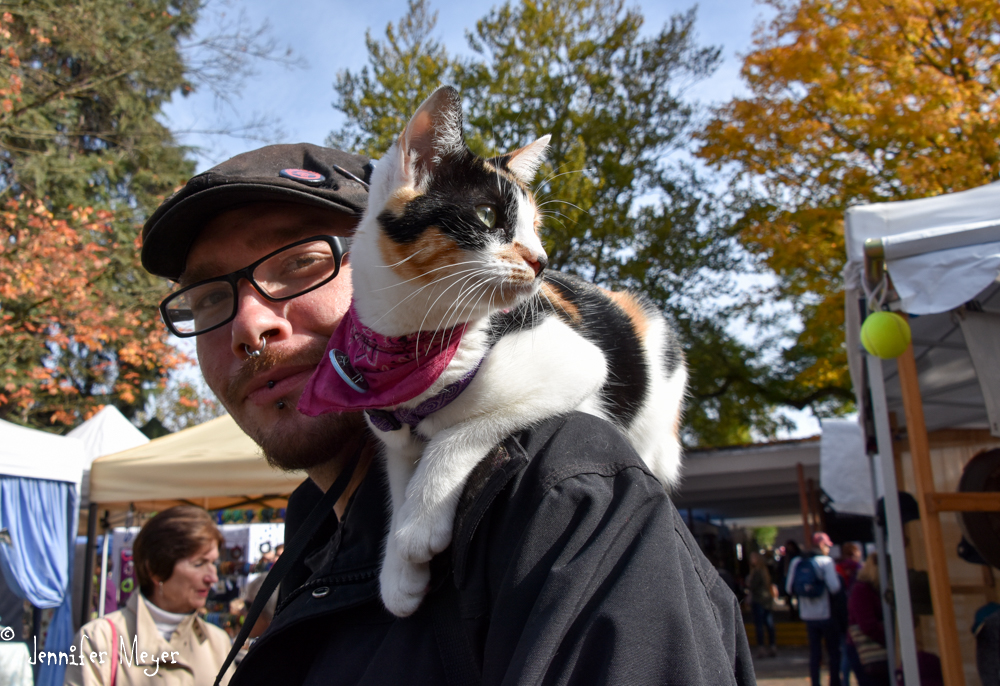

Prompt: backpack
xmin=791 ymin=557 xmax=826 ymax=598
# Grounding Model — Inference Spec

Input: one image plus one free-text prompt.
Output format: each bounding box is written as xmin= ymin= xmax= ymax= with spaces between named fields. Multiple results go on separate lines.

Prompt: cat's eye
xmin=475 ymin=205 xmax=497 ymax=229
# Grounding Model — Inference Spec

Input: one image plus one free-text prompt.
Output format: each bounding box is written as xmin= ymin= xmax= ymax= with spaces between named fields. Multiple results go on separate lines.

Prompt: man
xmin=786 ymin=532 xmax=843 ymax=686
xmin=141 ymin=142 xmax=755 ymax=685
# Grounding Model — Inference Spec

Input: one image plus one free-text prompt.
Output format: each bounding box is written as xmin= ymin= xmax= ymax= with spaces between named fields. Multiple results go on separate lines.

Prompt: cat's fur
xmin=347 ymin=86 xmax=688 ymax=617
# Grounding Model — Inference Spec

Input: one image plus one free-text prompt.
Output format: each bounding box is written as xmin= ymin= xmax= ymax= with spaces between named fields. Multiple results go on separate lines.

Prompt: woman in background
xmin=66 ymin=506 xmax=234 ymax=686
xmin=845 ymin=553 xmax=889 ymax=686
xmin=746 ymin=551 xmax=778 ymax=658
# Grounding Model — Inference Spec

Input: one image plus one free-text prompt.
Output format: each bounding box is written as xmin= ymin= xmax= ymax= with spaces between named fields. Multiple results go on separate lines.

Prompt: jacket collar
xmin=127 ymin=593 xmax=209 ymax=667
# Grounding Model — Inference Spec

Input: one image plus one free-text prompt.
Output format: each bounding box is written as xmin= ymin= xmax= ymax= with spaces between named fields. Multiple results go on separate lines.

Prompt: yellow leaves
xmin=697 ymin=0 xmax=1000 ymax=403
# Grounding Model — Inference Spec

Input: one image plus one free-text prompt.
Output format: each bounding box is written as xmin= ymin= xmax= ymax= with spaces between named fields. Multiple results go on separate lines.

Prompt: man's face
xmin=186 ymin=202 xmax=364 ymax=470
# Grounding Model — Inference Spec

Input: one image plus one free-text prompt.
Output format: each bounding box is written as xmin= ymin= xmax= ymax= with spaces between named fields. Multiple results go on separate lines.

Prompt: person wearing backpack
xmin=786 ymin=532 xmax=843 ymax=686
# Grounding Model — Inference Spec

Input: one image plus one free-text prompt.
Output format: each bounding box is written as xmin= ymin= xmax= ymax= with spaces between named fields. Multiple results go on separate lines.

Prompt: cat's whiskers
xmin=415 ymin=269 xmax=492 ymax=361
xmin=380 ymin=248 xmax=427 ymax=269
xmin=537 ymin=199 xmax=587 ymax=213
xmin=430 ymin=270 xmax=493 ymax=341
xmin=441 ymin=276 xmax=496 ymax=355
xmin=370 ymin=259 xmax=484 ymax=292
xmin=365 ymin=266 xmax=485 ymax=329
xmin=533 ymin=166 xmax=593 ymax=193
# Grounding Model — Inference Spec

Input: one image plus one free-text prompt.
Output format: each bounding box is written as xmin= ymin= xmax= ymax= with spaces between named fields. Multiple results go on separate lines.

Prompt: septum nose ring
xmin=244 ymin=337 xmax=266 ymax=359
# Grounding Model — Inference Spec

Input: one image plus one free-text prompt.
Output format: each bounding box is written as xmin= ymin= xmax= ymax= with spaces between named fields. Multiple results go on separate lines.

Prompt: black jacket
xmin=232 ymin=413 xmax=755 ymax=685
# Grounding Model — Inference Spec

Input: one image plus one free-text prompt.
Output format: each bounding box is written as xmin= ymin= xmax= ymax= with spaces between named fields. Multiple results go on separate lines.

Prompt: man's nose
xmin=229 ymin=280 xmax=287 ymax=359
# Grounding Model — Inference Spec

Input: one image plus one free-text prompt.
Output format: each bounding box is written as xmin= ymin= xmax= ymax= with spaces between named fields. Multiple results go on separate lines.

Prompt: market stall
xmin=81 ymin=414 xmax=306 ymax=624
xmin=0 ymin=419 xmax=86 ymax=686
xmin=844 ymin=180 xmax=1000 ymax=686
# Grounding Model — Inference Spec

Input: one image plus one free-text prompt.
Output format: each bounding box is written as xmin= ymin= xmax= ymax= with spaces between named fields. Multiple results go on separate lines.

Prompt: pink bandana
xmin=298 ymin=303 xmax=467 ymax=415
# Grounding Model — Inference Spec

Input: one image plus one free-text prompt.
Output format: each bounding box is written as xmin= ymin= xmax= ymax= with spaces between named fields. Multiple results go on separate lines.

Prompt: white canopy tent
xmin=844 ymin=181 xmax=1000 ymax=686
xmin=67 ymin=405 xmax=149 ymax=503
xmin=0 ymin=419 xmax=86 ymax=490
xmin=0 ymin=420 xmax=86 ymax=681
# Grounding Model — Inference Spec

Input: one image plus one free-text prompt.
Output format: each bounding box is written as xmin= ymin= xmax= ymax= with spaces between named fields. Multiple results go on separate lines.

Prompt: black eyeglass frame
xmin=159 ymin=235 xmax=348 ymax=338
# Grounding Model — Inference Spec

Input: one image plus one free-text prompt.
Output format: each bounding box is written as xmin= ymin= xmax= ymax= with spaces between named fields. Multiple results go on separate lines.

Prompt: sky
xmin=160 ymin=0 xmax=822 ymax=439
xmin=161 ymin=0 xmax=774 ymax=171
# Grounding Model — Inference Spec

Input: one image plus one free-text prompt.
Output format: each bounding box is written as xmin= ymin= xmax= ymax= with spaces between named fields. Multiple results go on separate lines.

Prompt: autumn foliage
xmin=0 ymin=4 xmax=200 ymax=429
xmin=0 ymin=199 xmax=187 ymax=426
xmin=698 ymin=0 xmax=1000 ymax=409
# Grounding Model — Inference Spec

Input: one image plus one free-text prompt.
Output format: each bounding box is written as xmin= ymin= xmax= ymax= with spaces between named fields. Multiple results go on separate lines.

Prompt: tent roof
xmin=88 ymin=414 xmax=306 ymax=506
xmin=67 ymin=405 xmax=148 ymax=465
xmin=844 ymin=182 xmax=1000 ymax=434
xmin=0 ymin=419 xmax=86 ymax=485
xmin=844 ymin=181 xmax=1000 ymax=315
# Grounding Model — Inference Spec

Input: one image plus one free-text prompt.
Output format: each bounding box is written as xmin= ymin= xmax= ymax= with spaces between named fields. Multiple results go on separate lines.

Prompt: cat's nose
xmin=525 ymin=253 xmax=548 ymax=277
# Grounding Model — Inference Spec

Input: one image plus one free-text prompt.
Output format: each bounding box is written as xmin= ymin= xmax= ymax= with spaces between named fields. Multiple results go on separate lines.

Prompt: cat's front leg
xmin=396 ymin=318 xmax=608 ymax=565
xmin=374 ymin=424 xmax=432 ymax=617
xmin=393 ymin=423 xmax=496 ymax=565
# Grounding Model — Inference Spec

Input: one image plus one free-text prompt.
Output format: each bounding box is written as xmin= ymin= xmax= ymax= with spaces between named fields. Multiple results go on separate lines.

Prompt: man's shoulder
xmin=515 ymin=411 xmax=652 ymax=482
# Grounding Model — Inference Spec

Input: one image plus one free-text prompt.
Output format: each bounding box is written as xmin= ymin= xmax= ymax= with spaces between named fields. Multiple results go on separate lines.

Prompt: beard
xmin=220 ymin=340 xmax=367 ymax=472
xmin=254 ymin=409 xmax=365 ymax=472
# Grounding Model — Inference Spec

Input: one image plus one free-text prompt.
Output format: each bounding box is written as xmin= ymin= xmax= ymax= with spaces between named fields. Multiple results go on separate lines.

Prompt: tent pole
xmin=80 ymin=503 xmax=97 ymax=629
xmin=896 ymin=340 xmax=965 ymax=686
xmin=98 ymin=533 xmax=111 ymax=617
xmin=868 ymin=450 xmax=897 ymax=673
xmin=866 ymin=355 xmax=920 ymax=684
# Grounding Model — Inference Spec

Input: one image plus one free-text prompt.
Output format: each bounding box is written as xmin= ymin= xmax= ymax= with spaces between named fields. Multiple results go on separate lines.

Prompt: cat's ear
xmin=400 ymin=86 xmax=465 ymax=187
xmin=505 ymin=134 xmax=551 ymax=184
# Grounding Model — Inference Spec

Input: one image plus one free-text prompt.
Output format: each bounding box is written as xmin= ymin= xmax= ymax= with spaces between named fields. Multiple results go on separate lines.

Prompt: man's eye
xmin=283 ymin=252 xmax=326 ymax=274
xmin=191 ymin=287 xmax=231 ymax=313
xmin=475 ymin=205 xmax=497 ymax=229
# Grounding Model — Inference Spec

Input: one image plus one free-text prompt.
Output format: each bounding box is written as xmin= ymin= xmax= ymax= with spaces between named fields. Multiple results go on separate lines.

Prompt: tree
xmin=329 ymin=0 xmax=455 ymax=156
xmin=330 ymin=0 xmax=802 ymax=446
xmin=698 ymin=0 xmax=1000 ymax=412
xmin=0 ymin=199 xmax=188 ymax=425
xmin=0 ymin=1 xmax=296 ymax=429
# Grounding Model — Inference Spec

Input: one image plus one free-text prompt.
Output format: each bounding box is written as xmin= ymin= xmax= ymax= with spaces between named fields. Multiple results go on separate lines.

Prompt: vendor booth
xmin=844 ymin=180 xmax=1000 ymax=686
xmin=0 ymin=419 xmax=86 ymax=686
xmin=81 ymin=414 xmax=306 ymax=624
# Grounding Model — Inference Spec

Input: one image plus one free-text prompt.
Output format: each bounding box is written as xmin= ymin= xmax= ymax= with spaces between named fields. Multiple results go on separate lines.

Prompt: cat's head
xmin=350 ymin=86 xmax=550 ymax=336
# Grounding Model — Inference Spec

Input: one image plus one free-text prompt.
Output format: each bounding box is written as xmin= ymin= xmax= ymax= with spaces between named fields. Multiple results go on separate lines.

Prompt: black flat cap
xmin=141 ymin=143 xmax=372 ymax=280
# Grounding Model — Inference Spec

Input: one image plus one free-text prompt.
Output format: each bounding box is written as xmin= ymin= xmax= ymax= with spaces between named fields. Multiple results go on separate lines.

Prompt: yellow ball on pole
xmin=860 ymin=311 xmax=912 ymax=359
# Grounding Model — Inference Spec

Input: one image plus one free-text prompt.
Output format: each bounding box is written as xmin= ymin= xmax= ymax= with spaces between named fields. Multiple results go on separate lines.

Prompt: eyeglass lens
xmin=163 ymin=238 xmax=338 ymax=336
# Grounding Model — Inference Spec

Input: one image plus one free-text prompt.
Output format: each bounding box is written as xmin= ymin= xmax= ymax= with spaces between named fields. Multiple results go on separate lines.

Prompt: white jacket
xmin=785 ymin=554 xmax=841 ymax=621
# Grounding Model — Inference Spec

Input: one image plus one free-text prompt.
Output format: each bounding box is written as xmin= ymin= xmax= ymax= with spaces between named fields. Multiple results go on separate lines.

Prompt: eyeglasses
xmin=159 ymin=235 xmax=347 ymax=337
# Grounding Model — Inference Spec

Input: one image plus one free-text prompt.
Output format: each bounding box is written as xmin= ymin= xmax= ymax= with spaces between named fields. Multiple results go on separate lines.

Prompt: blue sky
xmin=162 ymin=0 xmax=775 ymax=172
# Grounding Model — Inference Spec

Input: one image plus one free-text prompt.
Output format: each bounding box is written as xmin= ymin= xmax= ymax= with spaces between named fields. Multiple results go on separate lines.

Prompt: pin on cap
xmin=329 ymin=349 xmax=369 ymax=393
xmin=279 ymin=168 xmax=326 ymax=185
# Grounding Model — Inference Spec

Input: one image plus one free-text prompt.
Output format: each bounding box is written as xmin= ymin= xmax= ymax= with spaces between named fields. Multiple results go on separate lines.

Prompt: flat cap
xmin=141 ymin=143 xmax=372 ymax=279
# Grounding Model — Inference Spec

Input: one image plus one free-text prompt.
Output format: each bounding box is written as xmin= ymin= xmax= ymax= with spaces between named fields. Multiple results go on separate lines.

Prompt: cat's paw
xmin=395 ymin=498 xmax=454 ymax=564
xmin=379 ymin=554 xmax=430 ymax=617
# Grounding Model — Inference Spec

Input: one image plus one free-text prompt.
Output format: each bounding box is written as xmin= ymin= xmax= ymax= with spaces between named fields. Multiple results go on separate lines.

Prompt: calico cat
xmin=298 ymin=86 xmax=687 ymax=617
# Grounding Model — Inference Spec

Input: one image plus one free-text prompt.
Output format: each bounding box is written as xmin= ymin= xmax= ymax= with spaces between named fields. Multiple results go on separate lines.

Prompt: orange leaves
xmin=0 ymin=195 xmax=187 ymax=426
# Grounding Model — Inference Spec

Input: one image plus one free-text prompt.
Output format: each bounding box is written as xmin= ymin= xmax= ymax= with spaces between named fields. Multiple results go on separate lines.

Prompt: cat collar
xmin=364 ymin=360 xmax=482 ymax=432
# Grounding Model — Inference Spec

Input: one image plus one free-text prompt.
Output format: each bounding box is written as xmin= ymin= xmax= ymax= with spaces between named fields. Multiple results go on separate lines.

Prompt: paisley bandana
xmin=298 ymin=303 xmax=467 ymax=415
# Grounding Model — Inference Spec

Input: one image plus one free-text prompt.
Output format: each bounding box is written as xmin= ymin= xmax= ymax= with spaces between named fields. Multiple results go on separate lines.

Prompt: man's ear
xmin=399 ymin=86 xmax=465 ymax=189
xmin=505 ymin=134 xmax=551 ymax=184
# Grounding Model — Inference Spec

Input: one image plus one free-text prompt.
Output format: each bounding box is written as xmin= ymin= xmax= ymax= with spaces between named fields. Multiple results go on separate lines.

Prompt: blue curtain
xmin=0 ymin=476 xmax=78 ymax=686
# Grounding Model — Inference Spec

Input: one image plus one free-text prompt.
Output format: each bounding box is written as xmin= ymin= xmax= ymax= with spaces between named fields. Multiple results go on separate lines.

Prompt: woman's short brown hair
xmin=133 ymin=505 xmax=224 ymax=598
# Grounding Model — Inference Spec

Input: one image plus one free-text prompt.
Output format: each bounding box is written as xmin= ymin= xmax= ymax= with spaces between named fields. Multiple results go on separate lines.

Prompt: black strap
xmin=213 ymin=438 xmax=366 ymax=686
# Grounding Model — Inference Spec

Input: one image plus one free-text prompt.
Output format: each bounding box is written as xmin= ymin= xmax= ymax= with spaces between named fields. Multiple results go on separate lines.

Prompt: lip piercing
xmin=276 ymin=401 xmax=286 ymax=410
xmin=244 ymin=337 xmax=266 ymax=359
xmin=267 ymin=380 xmax=275 ymax=389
